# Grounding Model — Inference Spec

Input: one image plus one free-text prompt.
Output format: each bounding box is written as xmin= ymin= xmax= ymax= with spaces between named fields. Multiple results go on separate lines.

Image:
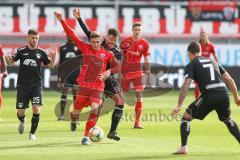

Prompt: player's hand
xmin=234 ymin=96 xmax=240 ymax=106
xmin=146 ymin=73 xmax=151 ymax=88
xmin=98 ymin=70 xmax=110 ymax=81
xmin=2 ymin=71 xmax=8 ymax=79
xmin=5 ymin=55 xmax=14 ymax=65
xmin=54 ymin=11 xmax=63 ymax=21
xmin=73 ymin=8 xmax=81 ymax=19
xmin=5 ymin=55 xmax=11 ymax=61
xmin=171 ymin=106 xmax=181 ymax=117
xmin=48 ymin=43 xmax=57 ymax=57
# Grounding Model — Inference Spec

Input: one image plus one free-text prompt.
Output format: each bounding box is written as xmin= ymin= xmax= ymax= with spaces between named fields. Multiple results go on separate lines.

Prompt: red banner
xmin=0 ymin=2 xmax=240 ymax=37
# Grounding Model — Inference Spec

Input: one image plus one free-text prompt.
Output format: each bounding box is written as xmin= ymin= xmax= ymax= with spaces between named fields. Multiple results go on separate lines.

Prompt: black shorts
xmin=16 ymin=86 xmax=43 ymax=109
xmin=186 ymin=93 xmax=230 ymax=122
xmin=104 ymin=76 xmax=121 ymax=97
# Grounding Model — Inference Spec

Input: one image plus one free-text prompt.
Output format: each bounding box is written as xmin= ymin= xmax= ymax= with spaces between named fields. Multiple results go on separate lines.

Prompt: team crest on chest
xmin=100 ymin=53 xmax=106 ymax=59
xmin=36 ymin=53 xmax=41 ymax=59
xmin=74 ymin=46 xmax=78 ymax=51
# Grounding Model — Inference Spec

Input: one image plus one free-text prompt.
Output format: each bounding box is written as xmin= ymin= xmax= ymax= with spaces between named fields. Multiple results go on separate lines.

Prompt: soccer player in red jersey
xmin=54 ymin=11 xmax=120 ymax=145
xmin=194 ymin=31 xmax=219 ymax=99
xmin=0 ymin=45 xmax=8 ymax=122
xmin=120 ymin=22 xmax=151 ymax=129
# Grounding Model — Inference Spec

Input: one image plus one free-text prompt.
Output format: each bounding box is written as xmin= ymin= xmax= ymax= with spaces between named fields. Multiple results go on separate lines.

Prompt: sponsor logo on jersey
xmin=23 ymin=59 xmax=37 ymax=67
xmin=23 ymin=53 xmax=28 ymax=56
xmin=18 ymin=47 xmax=26 ymax=51
xmin=65 ymin=52 xmax=76 ymax=58
xmin=138 ymin=45 xmax=143 ymax=50
xmin=36 ymin=53 xmax=41 ymax=59
xmin=206 ymin=82 xmax=226 ymax=89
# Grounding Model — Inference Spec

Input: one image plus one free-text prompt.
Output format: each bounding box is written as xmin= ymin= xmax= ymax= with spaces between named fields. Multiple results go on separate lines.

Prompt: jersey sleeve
xmin=218 ymin=64 xmax=226 ymax=75
xmin=143 ymin=41 xmax=150 ymax=57
xmin=42 ymin=51 xmax=51 ymax=65
xmin=112 ymin=45 xmax=122 ymax=61
xmin=59 ymin=46 xmax=64 ymax=64
xmin=108 ymin=52 xmax=120 ymax=74
xmin=0 ymin=46 xmax=3 ymax=57
xmin=60 ymin=20 xmax=88 ymax=53
xmin=77 ymin=18 xmax=91 ymax=40
xmin=184 ymin=62 xmax=194 ymax=79
xmin=13 ymin=49 xmax=21 ymax=62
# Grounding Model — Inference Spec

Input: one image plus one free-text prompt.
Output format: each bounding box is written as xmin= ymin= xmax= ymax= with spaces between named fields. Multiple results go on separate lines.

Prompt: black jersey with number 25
xmin=184 ymin=56 xmax=228 ymax=94
xmin=13 ymin=46 xmax=50 ymax=88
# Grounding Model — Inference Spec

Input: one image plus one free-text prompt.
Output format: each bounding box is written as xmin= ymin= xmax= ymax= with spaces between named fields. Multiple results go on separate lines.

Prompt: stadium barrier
xmin=3 ymin=66 xmax=240 ymax=90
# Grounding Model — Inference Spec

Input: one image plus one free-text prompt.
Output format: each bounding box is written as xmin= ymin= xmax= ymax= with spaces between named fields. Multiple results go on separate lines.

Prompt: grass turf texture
xmin=0 ymin=90 xmax=239 ymax=160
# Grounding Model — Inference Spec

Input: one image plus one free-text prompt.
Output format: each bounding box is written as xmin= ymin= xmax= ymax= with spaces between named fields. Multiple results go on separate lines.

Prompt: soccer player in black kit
xmin=6 ymin=29 xmax=56 ymax=140
xmin=171 ymin=42 xmax=240 ymax=154
xmin=58 ymin=35 xmax=81 ymax=120
xmin=72 ymin=8 xmax=124 ymax=141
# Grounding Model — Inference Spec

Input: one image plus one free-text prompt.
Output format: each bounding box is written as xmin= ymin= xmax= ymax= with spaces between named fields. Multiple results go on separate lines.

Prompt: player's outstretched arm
xmin=0 ymin=56 xmax=8 ymax=78
xmin=54 ymin=11 xmax=85 ymax=51
xmin=171 ymin=78 xmax=192 ymax=117
xmin=73 ymin=8 xmax=91 ymax=40
xmin=221 ymin=72 xmax=240 ymax=106
xmin=47 ymin=44 xmax=57 ymax=68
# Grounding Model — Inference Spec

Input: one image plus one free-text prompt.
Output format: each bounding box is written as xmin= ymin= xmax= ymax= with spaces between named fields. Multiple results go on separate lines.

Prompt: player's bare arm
xmin=171 ymin=78 xmax=192 ymax=116
xmin=0 ymin=56 xmax=8 ymax=78
xmin=47 ymin=44 xmax=57 ymax=68
xmin=221 ymin=72 xmax=240 ymax=106
xmin=213 ymin=51 xmax=219 ymax=63
xmin=144 ymin=56 xmax=151 ymax=86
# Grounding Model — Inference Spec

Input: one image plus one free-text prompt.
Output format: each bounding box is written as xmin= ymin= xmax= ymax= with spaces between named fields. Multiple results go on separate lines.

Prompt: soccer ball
xmin=89 ymin=127 xmax=104 ymax=142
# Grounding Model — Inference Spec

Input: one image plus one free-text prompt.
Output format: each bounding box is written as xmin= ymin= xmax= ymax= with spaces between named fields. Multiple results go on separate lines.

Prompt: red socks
xmin=135 ymin=101 xmax=142 ymax=123
xmin=84 ymin=112 xmax=98 ymax=136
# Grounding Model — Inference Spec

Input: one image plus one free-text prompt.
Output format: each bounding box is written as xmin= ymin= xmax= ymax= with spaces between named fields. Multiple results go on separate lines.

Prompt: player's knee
xmin=17 ymin=109 xmax=25 ymax=116
xmin=90 ymin=103 xmax=100 ymax=115
xmin=116 ymin=96 xmax=124 ymax=105
xmin=136 ymin=91 xmax=143 ymax=98
xmin=182 ymin=112 xmax=192 ymax=121
xmin=32 ymin=105 xmax=41 ymax=114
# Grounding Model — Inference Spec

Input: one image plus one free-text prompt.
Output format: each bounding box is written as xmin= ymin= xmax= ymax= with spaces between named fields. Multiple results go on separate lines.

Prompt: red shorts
xmin=120 ymin=77 xmax=144 ymax=92
xmin=74 ymin=87 xmax=103 ymax=111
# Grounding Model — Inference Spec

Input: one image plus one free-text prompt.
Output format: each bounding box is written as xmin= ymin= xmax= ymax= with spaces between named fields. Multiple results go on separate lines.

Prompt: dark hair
xmin=28 ymin=29 xmax=39 ymax=35
xmin=132 ymin=22 xmax=142 ymax=29
xmin=108 ymin=28 xmax=118 ymax=37
xmin=90 ymin=31 xmax=101 ymax=39
xmin=187 ymin=41 xmax=201 ymax=54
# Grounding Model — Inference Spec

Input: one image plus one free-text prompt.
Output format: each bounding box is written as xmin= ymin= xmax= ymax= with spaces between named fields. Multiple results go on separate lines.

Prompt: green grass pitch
xmin=0 ymin=90 xmax=239 ymax=160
